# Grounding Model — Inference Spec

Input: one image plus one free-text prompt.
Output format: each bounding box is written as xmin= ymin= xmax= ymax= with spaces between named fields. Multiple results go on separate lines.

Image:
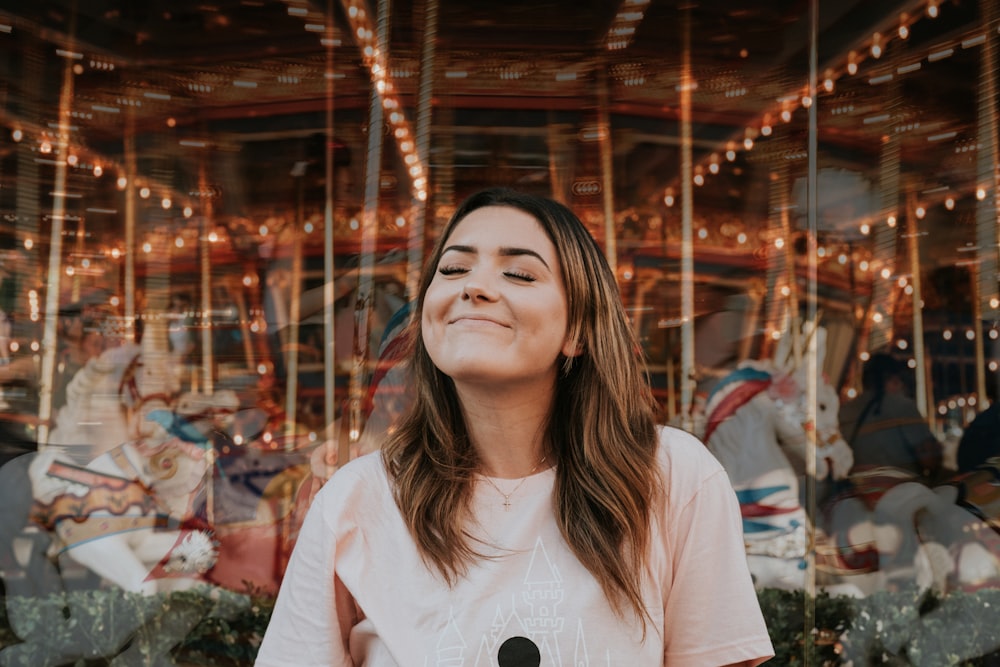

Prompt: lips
xmin=449 ymin=315 xmax=509 ymax=328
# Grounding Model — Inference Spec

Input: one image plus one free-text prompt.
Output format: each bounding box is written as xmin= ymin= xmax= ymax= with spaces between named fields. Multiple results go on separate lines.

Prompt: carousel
xmin=0 ymin=0 xmax=999 ymax=664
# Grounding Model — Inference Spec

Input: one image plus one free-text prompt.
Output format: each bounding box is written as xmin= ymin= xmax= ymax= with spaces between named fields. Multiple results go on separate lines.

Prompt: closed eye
xmin=504 ymin=270 xmax=536 ymax=282
xmin=438 ymin=265 xmax=468 ymax=276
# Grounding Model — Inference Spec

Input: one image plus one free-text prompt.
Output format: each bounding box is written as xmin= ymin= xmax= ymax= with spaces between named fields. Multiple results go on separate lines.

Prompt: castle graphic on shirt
xmin=424 ymin=537 xmax=612 ymax=667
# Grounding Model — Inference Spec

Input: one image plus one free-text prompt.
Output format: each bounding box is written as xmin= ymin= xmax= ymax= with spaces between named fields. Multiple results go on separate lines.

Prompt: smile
xmin=450 ymin=316 xmax=509 ymax=328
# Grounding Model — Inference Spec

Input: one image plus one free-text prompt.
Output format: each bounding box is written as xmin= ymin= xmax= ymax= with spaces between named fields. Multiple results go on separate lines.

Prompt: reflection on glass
xmin=0 ymin=0 xmax=998 ymax=664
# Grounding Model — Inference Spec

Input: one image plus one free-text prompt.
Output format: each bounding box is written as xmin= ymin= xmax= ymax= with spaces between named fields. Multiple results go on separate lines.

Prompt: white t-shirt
xmin=256 ymin=426 xmax=773 ymax=667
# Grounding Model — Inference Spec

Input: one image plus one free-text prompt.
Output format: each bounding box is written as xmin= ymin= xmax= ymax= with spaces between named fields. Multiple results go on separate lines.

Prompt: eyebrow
xmin=441 ymin=244 xmax=551 ymax=270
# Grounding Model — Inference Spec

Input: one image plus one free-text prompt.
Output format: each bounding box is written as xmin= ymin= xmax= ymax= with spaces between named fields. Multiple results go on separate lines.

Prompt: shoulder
xmin=655 ymin=424 xmax=721 ymax=467
xmin=878 ymin=392 xmax=922 ymax=415
xmin=334 ymin=448 xmax=387 ymax=482
xmin=649 ymin=426 xmax=747 ymax=563
xmin=654 ymin=425 xmax=728 ymax=499
xmin=311 ymin=450 xmax=392 ymax=518
xmin=838 ymin=393 xmax=868 ymax=421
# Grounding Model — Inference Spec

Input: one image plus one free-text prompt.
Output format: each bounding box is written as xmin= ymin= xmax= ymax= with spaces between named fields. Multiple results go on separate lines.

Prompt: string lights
xmin=605 ymin=0 xmax=650 ymax=51
xmin=332 ymin=0 xmax=428 ymax=202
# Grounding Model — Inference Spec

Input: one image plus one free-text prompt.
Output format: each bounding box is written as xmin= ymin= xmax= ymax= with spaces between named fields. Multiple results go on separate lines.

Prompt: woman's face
xmin=421 ymin=205 xmax=578 ymax=392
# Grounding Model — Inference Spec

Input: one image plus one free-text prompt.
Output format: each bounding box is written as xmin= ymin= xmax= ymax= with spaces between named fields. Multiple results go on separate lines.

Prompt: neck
xmin=457 ymin=383 xmax=554 ymax=479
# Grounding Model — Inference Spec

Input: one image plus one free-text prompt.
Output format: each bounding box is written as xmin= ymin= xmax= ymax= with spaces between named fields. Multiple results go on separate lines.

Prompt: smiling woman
xmin=255 ymin=188 xmax=774 ymax=667
xmin=420 ymin=205 xmax=577 ymax=401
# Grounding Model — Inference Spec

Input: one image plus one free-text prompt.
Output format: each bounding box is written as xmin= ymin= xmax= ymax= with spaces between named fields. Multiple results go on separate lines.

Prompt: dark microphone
xmin=497 ymin=636 xmax=541 ymax=667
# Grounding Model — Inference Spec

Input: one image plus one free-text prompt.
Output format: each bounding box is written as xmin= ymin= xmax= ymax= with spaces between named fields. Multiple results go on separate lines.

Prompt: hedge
xmin=1 ymin=586 xmax=999 ymax=665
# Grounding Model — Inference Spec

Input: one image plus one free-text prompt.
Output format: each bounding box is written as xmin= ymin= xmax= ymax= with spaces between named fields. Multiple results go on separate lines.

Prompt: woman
xmin=256 ymin=188 xmax=773 ymax=666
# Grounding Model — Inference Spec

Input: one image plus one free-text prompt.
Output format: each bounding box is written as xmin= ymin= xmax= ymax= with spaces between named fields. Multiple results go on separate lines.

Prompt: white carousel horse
xmin=2 ymin=408 xmax=267 ymax=667
xmin=817 ymin=459 xmax=1000 ymax=597
xmin=822 ymin=461 xmax=1000 ymax=665
xmin=28 ymin=424 xmax=217 ymax=595
xmin=700 ymin=324 xmax=854 ymax=591
xmin=24 ymin=387 xmax=322 ymax=596
xmin=47 ymin=314 xmax=178 ymax=457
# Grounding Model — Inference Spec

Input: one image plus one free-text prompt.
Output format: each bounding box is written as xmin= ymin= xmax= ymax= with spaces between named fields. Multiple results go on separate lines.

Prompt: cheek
xmin=419 ymin=309 xmax=436 ymax=347
xmin=419 ymin=300 xmax=445 ymax=356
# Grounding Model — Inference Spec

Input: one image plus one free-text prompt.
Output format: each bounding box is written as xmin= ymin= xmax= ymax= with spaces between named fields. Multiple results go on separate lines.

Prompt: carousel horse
xmin=0 ymin=431 xmax=269 ymax=667
xmin=0 ymin=412 xmax=220 ymax=667
xmin=29 ymin=388 xmax=321 ymax=596
xmin=814 ymin=374 xmax=1000 ymax=597
xmin=817 ymin=457 xmax=1000 ymax=597
xmin=47 ymin=313 xmax=178 ymax=458
xmin=818 ymin=460 xmax=1000 ymax=665
xmin=27 ymin=412 xmax=218 ymax=595
xmin=700 ymin=323 xmax=855 ymax=591
xmin=0 ymin=386 xmax=324 ymax=665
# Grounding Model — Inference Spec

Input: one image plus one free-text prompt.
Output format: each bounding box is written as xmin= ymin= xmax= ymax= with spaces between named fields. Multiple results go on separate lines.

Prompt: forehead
xmin=445 ymin=205 xmax=550 ymax=246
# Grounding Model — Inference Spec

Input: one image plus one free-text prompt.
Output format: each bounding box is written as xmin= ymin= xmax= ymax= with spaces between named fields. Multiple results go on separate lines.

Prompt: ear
xmin=561 ymin=335 xmax=584 ymax=358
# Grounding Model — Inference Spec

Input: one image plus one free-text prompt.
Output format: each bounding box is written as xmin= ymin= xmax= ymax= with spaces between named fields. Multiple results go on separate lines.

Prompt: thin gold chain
xmin=480 ymin=456 xmax=546 ymax=511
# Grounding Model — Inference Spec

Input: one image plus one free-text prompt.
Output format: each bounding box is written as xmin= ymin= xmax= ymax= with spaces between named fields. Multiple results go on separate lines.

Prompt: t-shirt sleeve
xmin=659 ymin=430 xmax=774 ymax=667
xmin=255 ymin=476 xmax=358 ymax=667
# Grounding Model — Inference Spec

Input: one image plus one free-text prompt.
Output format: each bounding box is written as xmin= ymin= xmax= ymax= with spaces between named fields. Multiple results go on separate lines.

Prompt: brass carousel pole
xmin=764 ymin=163 xmax=793 ymax=361
xmin=803 ymin=0 xmax=820 ymax=658
xmin=284 ymin=175 xmax=304 ymax=441
xmin=906 ymin=191 xmax=930 ymax=421
xmin=547 ymin=121 xmax=571 ymax=205
xmin=70 ymin=215 xmax=84 ymax=304
xmin=678 ymin=8 xmax=696 ymax=431
xmin=597 ymin=63 xmax=617 ymax=275
xmin=196 ymin=160 xmax=217 ymax=525
xmin=348 ymin=0 xmax=389 ymax=445
xmin=15 ymin=44 xmax=42 ymax=361
xmin=123 ymin=113 xmax=137 ymax=346
xmin=786 ymin=193 xmax=802 ymax=368
xmin=198 ymin=160 xmax=215 ymax=397
xmin=867 ymin=130 xmax=901 ymax=356
xmin=971 ymin=261 xmax=988 ymax=406
xmin=36 ymin=19 xmax=77 ymax=447
xmin=406 ymin=0 xmax=437 ymax=301
xmin=975 ymin=0 xmax=999 ymax=408
xmin=324 ymin=0 xmax=340 ymax=451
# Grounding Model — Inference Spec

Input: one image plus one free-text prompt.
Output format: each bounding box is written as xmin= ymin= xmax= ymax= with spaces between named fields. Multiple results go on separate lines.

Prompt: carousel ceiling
xmin=0 ymin=0 xmax=991 ymax=275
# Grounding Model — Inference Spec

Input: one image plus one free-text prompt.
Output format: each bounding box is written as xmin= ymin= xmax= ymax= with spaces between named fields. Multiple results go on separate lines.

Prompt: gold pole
xmin=906 ymin=191 xmax=929 ymax=421
xmin=867 ymin=133 xmax=901 ymax=354
xmin=70 ymin=217 xmax=84 ymax=304
xmin=547 ymin=120 xmax=571 ymax=205
xmin=198 ymin=161 xmax=214 ymax=396
xmin=597 ymin=63 xmax=617 ymax=275
xmin=233 ymin=276 xmax=256 ymax=369
xmin=976 ymin=0 xmax=1000 ymax=408
xmin=970 ymin=261 xmax=987 ymax=406
xmin=348 ymin=0 xmax=389 ymax=444
xmin=284 ymin=180 xmax=304 ymax=442
xmin=324 ymin=0 xmax=339 ymax=445
xmin=678 ymin=8 xmax=696 ymax=431
xmin=123 ymin=113 xmax=137 ymax=346
xmin=406 ymin=0 xmax=437 ymax=301
xmin=762 ymin=164 xmax=787 ymax=361
xmin=36 ymin=17 xmax=77 ymax=447
xmin=803 ymin=0 xmax=820 ymax=658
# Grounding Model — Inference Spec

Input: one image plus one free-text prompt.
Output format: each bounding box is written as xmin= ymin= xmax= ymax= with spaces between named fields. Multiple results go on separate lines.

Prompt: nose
xmin=461 ymin=271 xmax=498 ymax=302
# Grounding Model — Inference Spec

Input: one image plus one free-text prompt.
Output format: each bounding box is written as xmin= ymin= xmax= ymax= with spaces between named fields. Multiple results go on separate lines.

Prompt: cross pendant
xmin=502 ymin=496 xmax=511 ymax=511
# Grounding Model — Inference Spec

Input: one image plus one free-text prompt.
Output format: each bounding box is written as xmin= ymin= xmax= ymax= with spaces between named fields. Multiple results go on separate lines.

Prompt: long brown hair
xmin=381 ymin=187 xmax=660 ymax=625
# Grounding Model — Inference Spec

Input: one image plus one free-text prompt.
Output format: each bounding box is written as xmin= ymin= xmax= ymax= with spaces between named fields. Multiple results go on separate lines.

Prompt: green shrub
xmin=2 ymin=587 xmax=999 ymax=665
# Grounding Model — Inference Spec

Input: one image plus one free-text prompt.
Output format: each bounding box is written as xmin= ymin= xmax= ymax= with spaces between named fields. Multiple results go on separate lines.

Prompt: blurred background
xmin=1 ymin=0 xmax=1000 ymax=664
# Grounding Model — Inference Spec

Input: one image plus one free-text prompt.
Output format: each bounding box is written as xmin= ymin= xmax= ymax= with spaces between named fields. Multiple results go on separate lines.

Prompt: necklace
xmin=481 ymin=457 xmax=546 ymax=511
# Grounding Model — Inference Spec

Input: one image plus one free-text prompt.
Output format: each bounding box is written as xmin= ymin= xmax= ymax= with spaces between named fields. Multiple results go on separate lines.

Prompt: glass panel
xmin=0 ymin=1 xmax=997 ymax=664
